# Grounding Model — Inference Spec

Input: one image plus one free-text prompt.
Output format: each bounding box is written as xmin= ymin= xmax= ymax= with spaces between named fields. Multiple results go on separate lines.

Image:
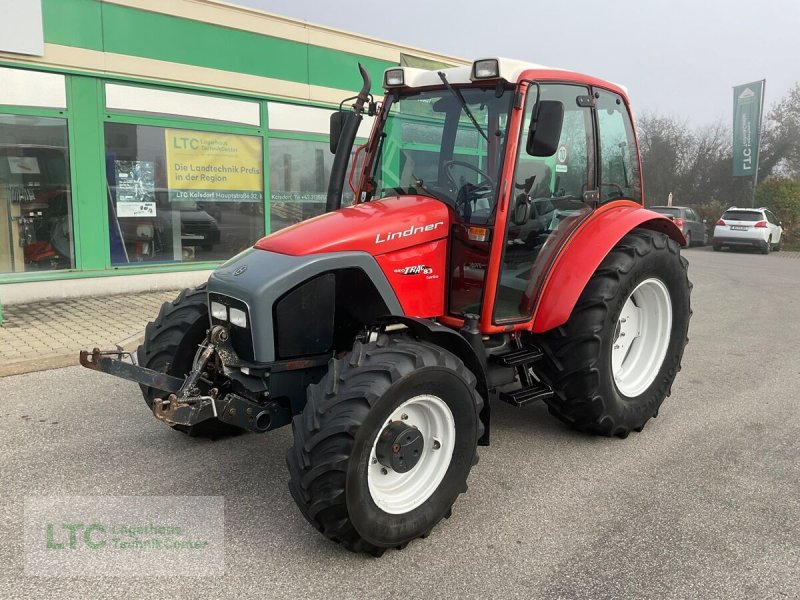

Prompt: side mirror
xmin=512 ymin=194 xmax=531 ymax=226
xmin=330 ymin=111 xmax=348 ymax=154
xmin=527 ymin=100 xmax=564 ymax=157
xmin=703 ymin=218 xmax=708 ymax=224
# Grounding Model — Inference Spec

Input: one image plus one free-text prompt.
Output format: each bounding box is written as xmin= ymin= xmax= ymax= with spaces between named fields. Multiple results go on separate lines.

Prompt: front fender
xmin=377 ymin=315 xmax=491 ymax=446
xmin=531 ymin=202 xmax=685 ymax=333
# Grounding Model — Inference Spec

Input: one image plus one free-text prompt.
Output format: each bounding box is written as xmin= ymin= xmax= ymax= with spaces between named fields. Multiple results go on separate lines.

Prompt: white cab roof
xmin=385 ymin=57 xmax=628 ymax=95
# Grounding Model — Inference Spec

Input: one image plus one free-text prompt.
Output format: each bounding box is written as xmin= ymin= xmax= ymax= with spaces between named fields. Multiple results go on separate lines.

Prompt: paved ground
xmin=0 ymin=291 xmax=179 ymax=376
xmin=1 ymin=246 xmax=799 ymax=599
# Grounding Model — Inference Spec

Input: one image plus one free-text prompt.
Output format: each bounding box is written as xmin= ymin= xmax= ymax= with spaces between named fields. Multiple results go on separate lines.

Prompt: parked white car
xmin=713 ymin=207 xmax=783 ymax=254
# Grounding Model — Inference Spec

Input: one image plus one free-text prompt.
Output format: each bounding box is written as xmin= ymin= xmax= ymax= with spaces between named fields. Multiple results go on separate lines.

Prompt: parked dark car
xmin=650 ymin=205 xmax=707 ymax=246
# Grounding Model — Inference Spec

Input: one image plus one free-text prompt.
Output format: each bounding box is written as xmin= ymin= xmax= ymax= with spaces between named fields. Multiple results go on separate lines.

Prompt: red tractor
xmin=81 ymin=58 xmax=691 ymax=556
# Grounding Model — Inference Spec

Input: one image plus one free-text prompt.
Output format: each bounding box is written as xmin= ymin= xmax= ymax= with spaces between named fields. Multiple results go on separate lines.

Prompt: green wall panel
xmin=67 ymin=76 xmax=109 ymax=271
xmin=308 ymin=46 xmax=394 ymax=97
xmin=101 ymin=4 xmax=310 ymax=84
xmin=40 ymin=1 xmax=398 ymax=94
xmin=42 ymin=0 xmax=103 ymax=51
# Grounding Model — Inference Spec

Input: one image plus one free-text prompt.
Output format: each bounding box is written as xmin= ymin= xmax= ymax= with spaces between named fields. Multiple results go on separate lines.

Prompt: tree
xmin=637 ymin=114 xmax=750 ymax=207
xmin=755 ymin=178 xmax=800 ymax=242
xmin=636 ymin=113 xmax=693 ymax=205
xmin=759 ymin=83 xmax=800 ymax=180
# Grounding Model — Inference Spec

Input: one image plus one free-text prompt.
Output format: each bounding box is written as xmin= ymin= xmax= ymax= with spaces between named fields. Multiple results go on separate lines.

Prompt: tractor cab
xmin=363 ymin=61 xmax=646 ymax=332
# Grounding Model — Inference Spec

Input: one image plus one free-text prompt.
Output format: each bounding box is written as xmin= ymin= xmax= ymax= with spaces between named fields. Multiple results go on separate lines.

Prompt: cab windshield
xmin=368 ymin=86 xmax=515 ymax=224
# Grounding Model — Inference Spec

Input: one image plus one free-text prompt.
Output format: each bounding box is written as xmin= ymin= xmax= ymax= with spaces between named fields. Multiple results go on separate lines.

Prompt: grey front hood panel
xmin=208 ymin=248 xmax=403 ymax=362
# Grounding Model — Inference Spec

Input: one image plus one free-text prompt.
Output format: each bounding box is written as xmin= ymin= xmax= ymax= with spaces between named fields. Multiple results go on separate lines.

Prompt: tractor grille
xmin=273 ymin=273 xmax=335 ymax=359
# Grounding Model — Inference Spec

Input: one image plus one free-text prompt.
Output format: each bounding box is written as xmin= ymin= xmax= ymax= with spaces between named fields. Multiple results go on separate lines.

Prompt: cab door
xmin=491 ymin=83 xmax=597 ymax=324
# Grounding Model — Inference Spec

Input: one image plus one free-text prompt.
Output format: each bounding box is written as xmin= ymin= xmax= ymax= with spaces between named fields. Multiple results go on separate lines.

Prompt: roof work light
xmin=384 ymin=68 xmax=405 ymax=87
xmin=471 ymin=59 xmax=500 ymax=80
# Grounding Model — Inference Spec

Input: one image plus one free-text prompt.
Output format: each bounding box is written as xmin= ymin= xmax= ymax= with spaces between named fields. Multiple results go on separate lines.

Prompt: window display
xmin=0 ymin=114 xmax=74 ymax=274
xmin=105 ymin=123 xmax=265 ymax=264
xmin=268 ymin=138 xmax=354 ymax=232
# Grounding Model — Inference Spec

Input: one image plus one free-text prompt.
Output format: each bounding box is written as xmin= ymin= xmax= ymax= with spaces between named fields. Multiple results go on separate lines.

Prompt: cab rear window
xmin=722 ymin=211 xmax=761 ymax=221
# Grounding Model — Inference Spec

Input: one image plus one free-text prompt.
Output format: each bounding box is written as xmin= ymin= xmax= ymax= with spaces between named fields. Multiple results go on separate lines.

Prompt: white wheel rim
xmin=367 ymin=394 xmax=455 ymax=515
xmin=611 ymin=278 xmax=672 ymax=397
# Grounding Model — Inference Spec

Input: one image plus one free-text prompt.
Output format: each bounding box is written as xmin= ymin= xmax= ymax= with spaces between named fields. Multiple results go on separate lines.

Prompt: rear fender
xmin=531 ymin=204 xmax=685 ymax=333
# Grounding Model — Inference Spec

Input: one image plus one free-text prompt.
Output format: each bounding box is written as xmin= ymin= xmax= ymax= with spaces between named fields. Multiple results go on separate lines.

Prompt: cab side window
xmin=595 ymin=90 xmax=641 ymax=203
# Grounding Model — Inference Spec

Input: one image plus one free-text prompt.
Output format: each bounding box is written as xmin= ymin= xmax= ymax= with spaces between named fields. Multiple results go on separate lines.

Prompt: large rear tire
xmin=286 ymin=334 xmax=483 ymax=555
xmin=537 ymin=229 xmax=691 ymax=437
xmin=137 ymin=284 xmax=243 ymax=438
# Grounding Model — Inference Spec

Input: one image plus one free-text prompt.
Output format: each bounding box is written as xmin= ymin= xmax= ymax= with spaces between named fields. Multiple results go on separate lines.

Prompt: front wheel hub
xmin=375 ymin=421 xmax=424 ymax=473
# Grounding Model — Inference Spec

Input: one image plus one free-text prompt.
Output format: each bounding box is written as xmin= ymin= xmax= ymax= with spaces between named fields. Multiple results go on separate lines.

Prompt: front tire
xmin=537 ymin=229 xmax=692 ymax=437
xmin=286 ymin=334 xmax=483 ymax=555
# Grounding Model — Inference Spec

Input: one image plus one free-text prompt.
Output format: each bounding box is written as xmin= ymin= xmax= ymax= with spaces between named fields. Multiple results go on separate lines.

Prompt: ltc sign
xmin=732 ymin=81 xmax=765 ymax=178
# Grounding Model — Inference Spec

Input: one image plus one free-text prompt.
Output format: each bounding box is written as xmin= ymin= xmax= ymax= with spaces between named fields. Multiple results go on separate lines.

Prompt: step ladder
xmin=492 ymin=343 xmax=554 ymax=407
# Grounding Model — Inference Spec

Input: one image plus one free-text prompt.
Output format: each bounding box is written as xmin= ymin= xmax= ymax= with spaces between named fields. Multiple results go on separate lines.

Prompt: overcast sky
xmin=234 ymin=0 xmax=799 ymax=127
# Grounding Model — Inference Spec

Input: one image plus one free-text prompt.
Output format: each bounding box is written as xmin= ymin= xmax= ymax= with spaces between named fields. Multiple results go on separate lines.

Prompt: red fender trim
xmin=531 ymin=202 xmax=685 ymax=333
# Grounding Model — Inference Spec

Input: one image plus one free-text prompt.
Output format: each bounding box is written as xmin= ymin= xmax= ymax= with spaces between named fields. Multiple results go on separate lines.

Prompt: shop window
xmin=268 ymin=138 xmax=355 ymax=232
xmin=0 ymin=67 xmax=65 ymax=109
xmin=0 ymin=115 xmax=74 ymax=274
xmin=105 ymin=84 xmax=260 ymax=127
xmin=104 ymin=123 xmax=264 ymax=265
xmin=267 ymin=102 xmax=373 ymax=139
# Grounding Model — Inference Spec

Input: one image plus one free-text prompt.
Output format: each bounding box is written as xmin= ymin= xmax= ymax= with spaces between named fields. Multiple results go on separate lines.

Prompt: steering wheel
xmin=443 ymin=160 xmax=494 ymax=189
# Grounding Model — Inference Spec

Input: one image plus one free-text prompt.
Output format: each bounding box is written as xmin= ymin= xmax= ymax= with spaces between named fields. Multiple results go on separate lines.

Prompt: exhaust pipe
xmin=254 ymin=410 xmax=272 ymax=432
xmin=326 ymin=63 xmax=372 ymax=213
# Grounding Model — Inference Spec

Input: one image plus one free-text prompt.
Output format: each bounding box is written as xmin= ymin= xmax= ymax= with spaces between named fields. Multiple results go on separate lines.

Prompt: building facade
xmin=0 ymin=0 xmax=462 ymax=314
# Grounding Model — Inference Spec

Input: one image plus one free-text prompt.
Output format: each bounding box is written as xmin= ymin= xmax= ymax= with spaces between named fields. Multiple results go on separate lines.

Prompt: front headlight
xmin=210 ymin=301 xmax=228 ymax=321
xmin=229 ymin=307 xmax=247 ymax=328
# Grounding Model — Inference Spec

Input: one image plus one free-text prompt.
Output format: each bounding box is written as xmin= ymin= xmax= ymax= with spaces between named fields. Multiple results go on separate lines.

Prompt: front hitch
xmin=79 ymin=347 xmax=183 ymax=393
xmin=79 ymin=325 xmax=292 ymax=433
xmin=152 ymin=393 xmax=218 ymax=427
xmin=151 ymin=390 xmax=290 ymax=433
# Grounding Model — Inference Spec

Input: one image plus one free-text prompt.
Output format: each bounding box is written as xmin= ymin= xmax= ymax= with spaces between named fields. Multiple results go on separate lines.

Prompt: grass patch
xmin=780 ymin=240 xmax=800 ymax=252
